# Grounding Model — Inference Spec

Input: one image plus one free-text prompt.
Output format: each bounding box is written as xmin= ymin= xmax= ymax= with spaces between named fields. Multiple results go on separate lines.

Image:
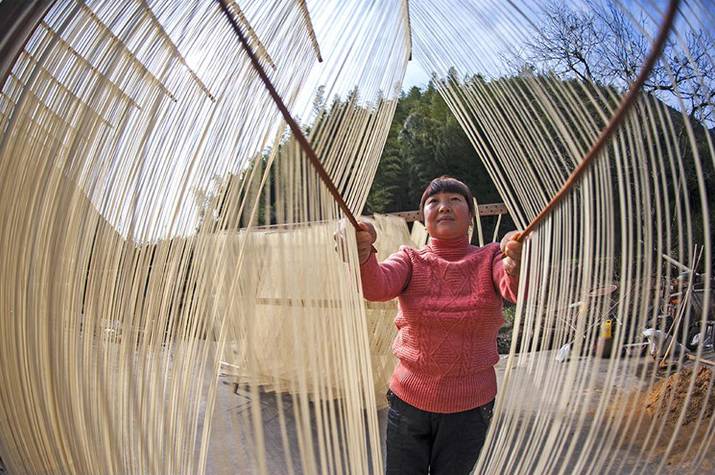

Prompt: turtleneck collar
xmin=427 ymin=235 xmax=471 ymax=261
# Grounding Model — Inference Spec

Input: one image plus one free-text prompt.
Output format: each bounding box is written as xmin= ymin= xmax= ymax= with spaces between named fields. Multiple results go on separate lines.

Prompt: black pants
xmin=385 ymin=390 xmax=493 ymax=475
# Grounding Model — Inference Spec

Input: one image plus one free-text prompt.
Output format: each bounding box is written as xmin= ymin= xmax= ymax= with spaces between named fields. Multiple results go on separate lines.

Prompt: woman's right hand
xmin=356 ymin=222 xmax=377 ymax=264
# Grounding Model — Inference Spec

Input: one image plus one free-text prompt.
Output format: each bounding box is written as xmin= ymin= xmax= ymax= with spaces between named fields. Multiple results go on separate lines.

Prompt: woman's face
xmin=423 ymin=192 xmax=472 ymax=240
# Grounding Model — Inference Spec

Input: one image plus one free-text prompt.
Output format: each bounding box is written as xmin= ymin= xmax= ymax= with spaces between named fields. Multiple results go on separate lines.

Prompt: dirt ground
xmin=204 ymin=353 xmax=715 ymax=474
xmin=607 ymin=362 xmax=715 ymax=472
xmin=644 ymin=365 xmax=714 ymax=425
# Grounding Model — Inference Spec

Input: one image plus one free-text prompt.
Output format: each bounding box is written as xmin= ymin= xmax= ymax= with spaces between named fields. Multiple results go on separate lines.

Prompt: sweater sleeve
xmin=359 ymin=247 xmax=412 ymax=302
xmin=491 ymin=246 xmax=520 ymax=304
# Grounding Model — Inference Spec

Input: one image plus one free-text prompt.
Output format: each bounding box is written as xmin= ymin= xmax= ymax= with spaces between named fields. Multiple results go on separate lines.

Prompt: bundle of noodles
xmin=0 ymin=0 xmax=408 ymax=473
xmin=410 ymin=0 xmax=714 ymax=472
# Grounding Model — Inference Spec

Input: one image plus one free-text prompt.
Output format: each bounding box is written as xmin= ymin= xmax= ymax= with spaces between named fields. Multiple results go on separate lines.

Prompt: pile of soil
xmin=644 ymin=366 xmax=715 ymax=426
xmin=606 ymin=364 xmax=715 ymax=470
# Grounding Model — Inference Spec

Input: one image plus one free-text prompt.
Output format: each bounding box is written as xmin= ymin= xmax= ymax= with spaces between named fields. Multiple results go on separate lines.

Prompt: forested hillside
xmin=365 ymin=75 xmax=714 ymax=260
xmin=364 ymin=82 xmax=502 ymax=215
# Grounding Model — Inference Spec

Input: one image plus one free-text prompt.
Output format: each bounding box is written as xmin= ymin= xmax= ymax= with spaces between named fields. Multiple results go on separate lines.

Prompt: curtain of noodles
xmin=213 ymin=1 xmax=411 ymax=472
xmin=410 ymin=0 xmax=713 ymax=473
xmin=0 ymin=0 xmax=325 ymax=472
xmin=0 ymin=0 xmax=412 ymax=473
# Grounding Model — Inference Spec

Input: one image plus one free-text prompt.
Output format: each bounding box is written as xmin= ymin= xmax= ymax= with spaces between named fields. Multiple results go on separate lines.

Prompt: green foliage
xmin=365 ymin=79 xmax=503 ymax=216
xmin=500 ymin=303 xmax=516 ymax=334
xmin=366 ymin=73 xmax=714 ymax=270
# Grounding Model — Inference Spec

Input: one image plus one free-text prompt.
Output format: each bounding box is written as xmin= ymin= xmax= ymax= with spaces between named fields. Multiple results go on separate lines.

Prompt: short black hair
xmin=419 ymin=176 xmax=475 ymax=219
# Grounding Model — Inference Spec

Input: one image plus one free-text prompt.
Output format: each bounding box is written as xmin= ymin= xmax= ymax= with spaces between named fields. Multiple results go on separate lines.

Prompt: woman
xmin=356 ymin=176 xmax=523 ymax=475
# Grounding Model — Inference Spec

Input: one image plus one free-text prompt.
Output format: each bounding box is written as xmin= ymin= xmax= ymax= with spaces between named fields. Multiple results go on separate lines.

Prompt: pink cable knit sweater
xmin=360 ymin=236 xmax=519 ymax=413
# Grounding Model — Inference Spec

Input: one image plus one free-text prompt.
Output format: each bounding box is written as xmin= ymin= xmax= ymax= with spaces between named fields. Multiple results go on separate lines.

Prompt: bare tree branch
xmin=516 ymin=0 xmax=715 ymax=126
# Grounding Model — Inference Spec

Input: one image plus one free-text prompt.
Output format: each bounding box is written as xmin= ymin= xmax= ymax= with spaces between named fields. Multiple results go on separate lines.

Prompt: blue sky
xmin=402 ymin=59 xmax=431 ymax=90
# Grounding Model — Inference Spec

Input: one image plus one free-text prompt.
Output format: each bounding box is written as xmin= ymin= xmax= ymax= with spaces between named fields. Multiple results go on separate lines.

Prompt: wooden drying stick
xmin=216 ymin=0 xmax=361 ymax=231
xmin=514 ymin=0 xmax=680 ymax=244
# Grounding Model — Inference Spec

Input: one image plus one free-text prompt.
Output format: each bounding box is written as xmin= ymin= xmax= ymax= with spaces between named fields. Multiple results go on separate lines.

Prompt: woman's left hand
xmin=500 ymin=231 xmax=523 ymax=277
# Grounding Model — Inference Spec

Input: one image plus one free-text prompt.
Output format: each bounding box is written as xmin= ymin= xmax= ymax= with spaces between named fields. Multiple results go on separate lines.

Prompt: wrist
xmin=359 ymin=245 xmax=378 ymax=265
